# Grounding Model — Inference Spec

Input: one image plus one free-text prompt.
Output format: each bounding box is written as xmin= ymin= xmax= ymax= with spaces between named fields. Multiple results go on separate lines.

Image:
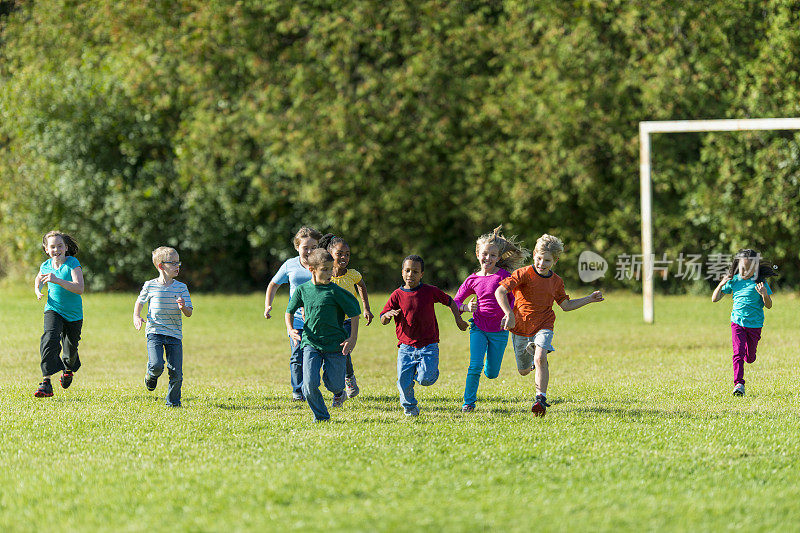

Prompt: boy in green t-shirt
xmin=286 ymin=248 xmax=361 ymax=422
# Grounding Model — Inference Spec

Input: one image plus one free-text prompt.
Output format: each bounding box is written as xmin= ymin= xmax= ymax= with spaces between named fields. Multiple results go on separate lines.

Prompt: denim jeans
xmin=146 ymin=333 xmax=183 ymax=407
xmin=288 ymin=329 xmax=304 ymax=396
xmin=343 ymin=320 xmax=355 ymax=378
xmin=463 ymin=322 xmax=508 ymax=406
xmin=40 ymin=310 xmax=82 ymax=376
xmin=301 ymin=345 xmax=346 ymax=421
xmin=396 ymin=343 xmax=439 ymax=410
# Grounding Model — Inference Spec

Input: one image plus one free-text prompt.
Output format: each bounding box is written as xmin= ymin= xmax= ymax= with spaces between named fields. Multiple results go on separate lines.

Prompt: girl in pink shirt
xmin=454 ymin=227 xmax=529 ymax=412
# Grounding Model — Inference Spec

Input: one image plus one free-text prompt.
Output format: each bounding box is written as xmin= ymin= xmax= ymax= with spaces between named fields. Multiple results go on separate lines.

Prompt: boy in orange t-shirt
xmin=495 ymin=234 xmax=603 ymax=416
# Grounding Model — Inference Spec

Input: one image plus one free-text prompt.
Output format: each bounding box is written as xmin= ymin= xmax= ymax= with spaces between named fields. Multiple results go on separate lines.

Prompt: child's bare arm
xmin=559 ymin=291 xmax=604 ymax=312
xmin=449 ymin=299 xmax=469 ymax=331
xmin=495 ymin=285 xmax=515 ymax=330
xmin=285 ymin=312 xmax=301 ymax=341
xmin=355 ymin=280 xmax=374 ymax=325
xmin=41 ymin=267 xmax=84 ymax=295
xmin=711 ymin=275 xmax=731 ymax=303
xmin=756 ymin=282 xmax=772 ymax=309
xmin=133 ymin=300 xmax=144 ymax=330
xmin=34 ymin=272 xmax=44 ymax=300
xmin=264 ymin=281 xmax=280 ymax=318
xmin=177 ymin=296 xmax=192 ymax=317
xmin=341 ymin=316 xmax=359 ymax=354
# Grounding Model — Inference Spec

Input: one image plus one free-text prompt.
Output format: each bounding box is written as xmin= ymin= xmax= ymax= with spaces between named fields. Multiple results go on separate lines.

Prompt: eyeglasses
xmin=161 ymin=261 xmax=182 ymax=266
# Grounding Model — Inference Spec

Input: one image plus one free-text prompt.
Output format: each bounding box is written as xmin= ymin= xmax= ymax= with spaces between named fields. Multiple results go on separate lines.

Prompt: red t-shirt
xmin=381 ymin=284 xmax=453 ymax=348
xmin=499 ymin=266 xmax=569 ymax=336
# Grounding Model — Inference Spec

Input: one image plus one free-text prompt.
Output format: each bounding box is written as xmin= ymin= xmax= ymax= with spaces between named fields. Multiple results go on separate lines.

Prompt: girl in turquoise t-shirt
xmin=33 ymin=231 xmax=85 ymax=398
xmin=711 ymin=249 xmax=777 ymax=396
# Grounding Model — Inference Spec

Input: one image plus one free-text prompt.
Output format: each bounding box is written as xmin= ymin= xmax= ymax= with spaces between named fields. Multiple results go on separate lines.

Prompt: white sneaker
xmin=733 ymin=383 xmax=745 ymax=396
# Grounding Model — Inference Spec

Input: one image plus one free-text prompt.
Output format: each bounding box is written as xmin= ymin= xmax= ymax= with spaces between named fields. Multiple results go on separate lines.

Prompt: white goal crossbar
xmin=639 ymin=118 xmax=800 ymax=323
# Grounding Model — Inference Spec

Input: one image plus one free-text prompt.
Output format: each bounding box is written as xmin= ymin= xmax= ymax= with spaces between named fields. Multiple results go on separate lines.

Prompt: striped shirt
xmin=137 ymin=279 xmax=192 ymax=339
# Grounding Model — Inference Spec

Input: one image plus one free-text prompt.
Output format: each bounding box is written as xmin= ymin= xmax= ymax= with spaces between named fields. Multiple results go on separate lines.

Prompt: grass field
xmin=2 ymin=283 xmax=800 ymax=532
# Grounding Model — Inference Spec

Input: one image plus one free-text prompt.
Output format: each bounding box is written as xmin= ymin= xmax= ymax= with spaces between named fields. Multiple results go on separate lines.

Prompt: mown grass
xmin=2 ymin=283 xmax=800 ymax=532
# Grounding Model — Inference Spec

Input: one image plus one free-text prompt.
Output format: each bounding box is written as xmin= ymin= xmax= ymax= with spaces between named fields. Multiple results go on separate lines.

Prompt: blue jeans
xmin=397 ymin=343 xmax=439 ymax=410
xmin=301 ymin=345 xmax=346 ymax=421
xmin=463 ymin=322 xmax=508 ymax=406
xmin=146 ymin=333 xmax=183 ymax=407
xmin=289 ymin=330 xmax=304 ymax=396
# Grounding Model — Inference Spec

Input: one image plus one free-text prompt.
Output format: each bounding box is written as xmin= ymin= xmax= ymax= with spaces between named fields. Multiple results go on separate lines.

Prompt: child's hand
xmin=456 ymin=318 xmax=469 ymax=331
xmin=41 ymin=273 xmax=58 ymax=285
xmin=756 ymin=282 xmax=769 ymax=296
xmin=466 ymin=300 xmax=478 ymax=313
xmin=589 ymin=290 xmax=604 ymax=303
xmin=719 ymin=274 xmax=732 ymax=284
xmin=264 ymin=305 xmax=272 ymax=319
xmin=341 ymin=336 xmax=357 ymax=355
xmin=133 ymin=315 xmax=143 ymax=331
xmin=176 ymin=296 xmax=186 ymax=309
xmin=500 ymin=313 xmax=515 ymax=331
xmin=363 ymin=309 xmax=374 ymax=326
xmin=288 ymin=328 xmax=301 ymax=342
xmin=383 ymin=309 xmax=401 ymax=319
xmin=35 ymin=291 xmax=43 ymax=301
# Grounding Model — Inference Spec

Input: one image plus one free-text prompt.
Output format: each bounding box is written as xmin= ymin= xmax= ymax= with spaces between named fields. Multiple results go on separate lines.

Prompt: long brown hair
xmin=42 ymin=231 xmax=79 ymax=256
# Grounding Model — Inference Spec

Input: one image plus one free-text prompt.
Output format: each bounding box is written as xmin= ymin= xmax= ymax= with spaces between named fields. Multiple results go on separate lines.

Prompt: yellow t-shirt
xmin=331 ymin=269 xmax=362 ymax=298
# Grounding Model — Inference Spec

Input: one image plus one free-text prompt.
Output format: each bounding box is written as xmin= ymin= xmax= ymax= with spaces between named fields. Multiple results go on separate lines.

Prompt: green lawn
xmin=2 ymin=284 xmax=800 ymax=532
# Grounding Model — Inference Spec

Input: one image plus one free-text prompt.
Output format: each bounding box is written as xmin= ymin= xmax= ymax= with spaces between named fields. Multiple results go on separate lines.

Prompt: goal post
xmin=639 ymin=118 xmax=800 ymax=323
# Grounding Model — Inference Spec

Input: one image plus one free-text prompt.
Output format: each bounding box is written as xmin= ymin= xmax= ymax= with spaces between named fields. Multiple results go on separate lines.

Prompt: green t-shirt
xmin=286 ymin=281 xmax=361 ymax=353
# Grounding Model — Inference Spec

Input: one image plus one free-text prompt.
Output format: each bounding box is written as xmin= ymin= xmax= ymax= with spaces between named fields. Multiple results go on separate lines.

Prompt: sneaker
xmin=733 ymin=383 xmax=745 ymax=396
xmin=144 ymin=373 xmax=158 ymax=392
xmin=404 ymin=406 xmax=420 ymax=417
xmin=531 ymin=395 xmax=547 ymax=417
xmin=34 ymin=379 xmax=53 ymax=398
xmin=60 ymin=370 xmax=74 ymax=389
xmin=332 ymin=391 xmax=347 ymax=407
xmin=461 ymin=404 xmax=475 ymax=413
xmin=345 ymin=375 xmax=360 ymax=398
xmin=292 ymin=393 xmax=306 ymax=402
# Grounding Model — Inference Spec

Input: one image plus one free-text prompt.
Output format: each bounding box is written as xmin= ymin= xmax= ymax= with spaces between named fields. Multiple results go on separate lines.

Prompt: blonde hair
xmin=475 ymin=226 xmax=530 ymax=271
xmin=42 ymin=231 xmax=79 ymax=256
xmin=152 ymin=246 xmax=178 ymax=269
xmin=293 ymin=226 xmax=323 ymax=249
xmin=534 ymin=234 xmax=564 ymax=259
xmin=307 ymin=248 xmax=333 ymax=270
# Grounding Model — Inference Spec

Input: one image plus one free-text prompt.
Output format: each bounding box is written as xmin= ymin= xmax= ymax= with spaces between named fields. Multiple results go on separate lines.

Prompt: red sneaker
xmin=60 ymin=370 xmax=74 ymax=389
xmin=531 ymin=395 xmax=547 ymax=417
xmin=34 ymin=379 xmax=54 ymax=398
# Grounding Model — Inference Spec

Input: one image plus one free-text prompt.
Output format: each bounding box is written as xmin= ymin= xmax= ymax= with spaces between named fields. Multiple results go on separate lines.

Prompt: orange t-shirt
xmin=499 ymin=266 xmax=569 ymax=336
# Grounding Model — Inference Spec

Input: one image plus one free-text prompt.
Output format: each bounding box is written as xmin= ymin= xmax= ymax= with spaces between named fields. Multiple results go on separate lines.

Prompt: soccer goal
xmin=639 ymin=118 xmax=800 ymax=323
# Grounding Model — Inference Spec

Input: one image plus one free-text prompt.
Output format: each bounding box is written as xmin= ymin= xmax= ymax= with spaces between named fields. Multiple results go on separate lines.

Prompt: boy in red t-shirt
xmin=495 ymin=234 xmax=603 ymax=416
xmin=381 ymin=255 xmax=468 ymax=416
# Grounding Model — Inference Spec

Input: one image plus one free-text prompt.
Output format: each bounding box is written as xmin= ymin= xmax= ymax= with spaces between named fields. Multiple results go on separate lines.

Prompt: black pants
xmin=40 ymin=310 xmax=82 ymax=376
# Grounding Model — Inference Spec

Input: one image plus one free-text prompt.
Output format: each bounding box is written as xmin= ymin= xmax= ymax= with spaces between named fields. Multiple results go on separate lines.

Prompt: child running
xmin=133 ymin=246 xmax=193 ymax=407
xmin=33 ymin=231 xmax=85 ymax=398
xmin=454 ymin=226 xmax=529 ymax=412
xmin=286 ymin=248 xmax=361 ymax=422
xmin=495 ymin=234 xmax=603 ymax=416
xmin=318 ymin=233 xmax=374 ymax=398
xmin=711 ymin=249 xmax=776 ymax=396
xmin=265 ymin=226 xmax=322 ymax=401
xmin=380 ymin=255 xmax=469 ymax=416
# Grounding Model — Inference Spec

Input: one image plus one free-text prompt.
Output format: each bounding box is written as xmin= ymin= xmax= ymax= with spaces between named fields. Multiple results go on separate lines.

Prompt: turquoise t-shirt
xmin=40 ymin=256 xmax=83 ymax=321
xmin=721 ymin=274 xmax=772 ymax=328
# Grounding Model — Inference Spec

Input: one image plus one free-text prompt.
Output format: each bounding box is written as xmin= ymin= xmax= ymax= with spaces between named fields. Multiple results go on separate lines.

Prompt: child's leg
xmin=163 ymin=337 xmax=183 ymax=407
xmin=416 ymin=343 xmax=439 ymax=386
xmin=731 ymin=323 xmax=747 ymax=384
xmin=146 ymin=334 xmax=166 ymax=379
xmin=343 ymin=321 xmax=355 ymax=378
xmin=40 ymin=310 xmax=67 ymax=377
xmin=464 ymin=326 xmax=488 ymax=406
xmin=301 ymin=346 xmax=329 ymax=421
xmin=396 ymin=344 xmax=418 ymax=410
xmin=483 ymin=330 xmax=509 ymax=380
xmin=512 ymin=333 xmax=535 ymax=376
xmin=321 ymin=352 xmax=346 ymax=395
xmin=289 ymin=330 xmax=304 ymax=397
xmin=60 ymin=318 xmax=83 ymax=373
xmin=744 ymin=327 xmax=762 ymax=364
xmin=534 ymin=346 xmax=549 ymax=397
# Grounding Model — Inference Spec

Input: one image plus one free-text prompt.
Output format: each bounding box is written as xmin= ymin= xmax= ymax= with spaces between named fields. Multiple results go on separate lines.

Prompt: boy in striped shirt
xmin=133 ymin=246 xmax=193 ymax=407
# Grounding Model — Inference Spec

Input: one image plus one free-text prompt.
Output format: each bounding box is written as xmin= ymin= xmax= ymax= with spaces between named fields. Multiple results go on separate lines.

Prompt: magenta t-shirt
xmin=381 ymin=284 xmax=453 ymax=348
xmin=454 ymin=269 xmax=513 ymax=333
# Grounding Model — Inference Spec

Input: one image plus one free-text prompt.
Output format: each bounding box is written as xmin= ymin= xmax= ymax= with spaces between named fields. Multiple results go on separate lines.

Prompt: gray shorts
xmin=511 ymin=330 xmax=555 ymax=371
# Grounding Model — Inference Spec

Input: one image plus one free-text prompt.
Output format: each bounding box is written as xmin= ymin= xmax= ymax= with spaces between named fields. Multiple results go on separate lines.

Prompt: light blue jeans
xmin=301 ymin=345 xmax=346 ymax=421
xmin=288 ymin=329 xmax=304 ymax=397
xmin=463 ymin=322 xmax=508 ymax=406
xmin=146 ymin=333 xmax=183 ymax=407
xmin=397 ymin=343 xmax=439 ymax=411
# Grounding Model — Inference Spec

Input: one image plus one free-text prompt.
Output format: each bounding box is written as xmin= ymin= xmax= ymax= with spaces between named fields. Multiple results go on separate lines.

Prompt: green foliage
xmin=2 ymin=0 xmax=800 ymax=291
